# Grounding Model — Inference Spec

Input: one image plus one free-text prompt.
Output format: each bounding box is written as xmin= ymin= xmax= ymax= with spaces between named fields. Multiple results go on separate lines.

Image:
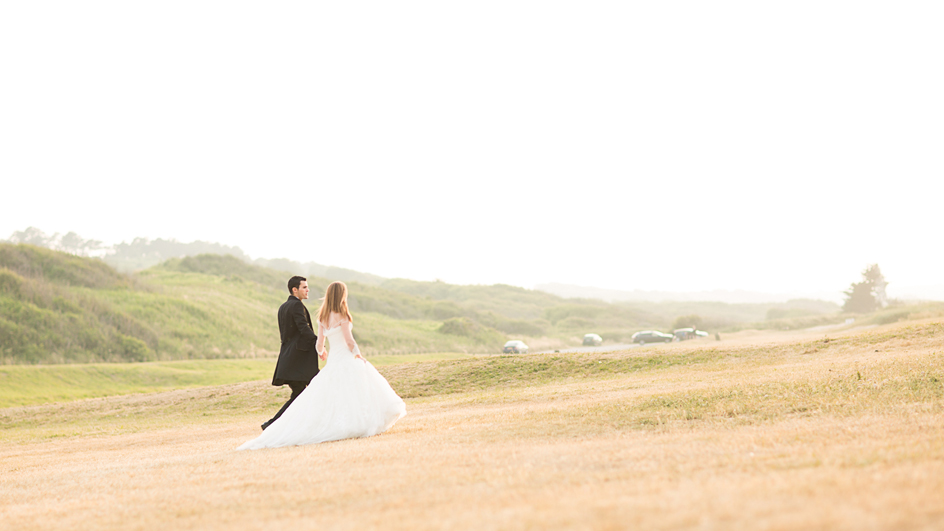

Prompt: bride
xmin=238 ymin=281 xmax=406 ymax=450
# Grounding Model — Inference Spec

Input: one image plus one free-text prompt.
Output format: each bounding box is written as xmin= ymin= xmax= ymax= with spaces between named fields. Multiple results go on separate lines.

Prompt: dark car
xmin=582 ymin=333 xmax=603 ymax=346
xmin=632 ymin=330 xmax=675 ymax=344
xmin=503 ymin=340 xmax=529 ymax=354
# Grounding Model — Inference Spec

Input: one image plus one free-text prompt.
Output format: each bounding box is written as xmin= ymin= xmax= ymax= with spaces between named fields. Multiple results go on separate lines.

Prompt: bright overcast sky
xmin=2 ymin=2 xmax=942 ymax=300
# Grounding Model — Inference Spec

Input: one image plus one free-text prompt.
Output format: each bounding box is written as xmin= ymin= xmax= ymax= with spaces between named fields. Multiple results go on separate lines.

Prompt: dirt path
xmin=3 ymin=391 xmax=944 ymax=530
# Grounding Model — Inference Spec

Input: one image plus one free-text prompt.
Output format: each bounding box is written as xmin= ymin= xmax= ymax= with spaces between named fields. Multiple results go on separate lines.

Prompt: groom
xmin=261 ymin=275 xmax=320 ymax=430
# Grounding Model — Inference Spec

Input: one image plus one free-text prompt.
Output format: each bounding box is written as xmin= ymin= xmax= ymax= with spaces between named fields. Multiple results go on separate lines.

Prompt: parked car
xmin=503 ymin=340 xmax=529 ymax=354
xmin=673 ymin=328 xmax=710 ymax=341
xmin=632 ymin=331 xmax=675 ymax=344
xmin=582 ymin=333 xmax=603 ymax=346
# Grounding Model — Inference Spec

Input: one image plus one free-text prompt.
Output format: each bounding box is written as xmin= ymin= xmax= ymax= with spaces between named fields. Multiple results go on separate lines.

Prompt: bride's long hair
xmin=317 ymin=281 xmax=353 ymax=326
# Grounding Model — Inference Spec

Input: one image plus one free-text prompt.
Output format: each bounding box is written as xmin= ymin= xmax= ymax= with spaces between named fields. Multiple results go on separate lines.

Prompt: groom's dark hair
xmin=287 ymin=276 xmax=307 ymax=294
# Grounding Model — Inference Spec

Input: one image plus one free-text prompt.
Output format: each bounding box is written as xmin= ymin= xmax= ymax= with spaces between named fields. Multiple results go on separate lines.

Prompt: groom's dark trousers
xmin=265 ymin=295 xmax=319 ymax=428
xmin=265 ymin=381 xmax=307 ymax=426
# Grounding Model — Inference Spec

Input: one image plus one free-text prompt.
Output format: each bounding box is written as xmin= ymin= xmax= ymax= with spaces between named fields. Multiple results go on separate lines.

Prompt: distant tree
xmin=58 ymin=232 xmax=103 ymax=256
xmin=843 ymin=282 xmax=877 ymax=313
xmin=6 ymin=227 xmax=102 ymax=257
xmin=58 ymin=232 xmax=84 ymax=253
xmin=8 ymin=227 xmax=56 ymax=247
xmin=842 ymin=264 xmax=888 ymax=313
xmin=672 ymin=314 xmax=703 ymax=330
xmin=106 ymin=238 xmax=251 ymax=271
xmin=863 ymin=264 xmax=888 ymax=308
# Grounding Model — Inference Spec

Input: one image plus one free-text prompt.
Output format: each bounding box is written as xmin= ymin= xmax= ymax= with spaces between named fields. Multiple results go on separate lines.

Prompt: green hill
xmin=0 ymin=245 xmax=512 ymax=363
xmin=8 ymin=243 xmax=920 ymax=366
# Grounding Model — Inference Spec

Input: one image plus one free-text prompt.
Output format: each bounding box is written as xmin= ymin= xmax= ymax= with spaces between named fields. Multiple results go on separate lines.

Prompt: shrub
xmin=439 ymin=317 xmax=480 ymax=337
xmin=672 ymin=314 xmax=703 ymax=330
xmin=556 ymin=316 xmax=594 ymax=330
xmin=875 ymin=310 xmax=911 ymax=325
xmin=437 ymin=317 xmax=505 ymax=349
xmin=0 ymin=268 xmax=23 ymax=295
xmin=118 ymin=334 xmax=153 ymax=362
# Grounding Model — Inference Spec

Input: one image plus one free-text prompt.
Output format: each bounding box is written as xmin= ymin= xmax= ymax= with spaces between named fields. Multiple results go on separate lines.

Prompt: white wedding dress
xmin=238 ymin=322 xmax=406 ymax=450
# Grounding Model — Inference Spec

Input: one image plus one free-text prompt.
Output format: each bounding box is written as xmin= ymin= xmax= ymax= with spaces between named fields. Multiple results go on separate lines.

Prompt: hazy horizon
xmin=6 ymin=226 xmax=944 ymax=305
xmin=3 ymin=2 xmax=942 ymax=299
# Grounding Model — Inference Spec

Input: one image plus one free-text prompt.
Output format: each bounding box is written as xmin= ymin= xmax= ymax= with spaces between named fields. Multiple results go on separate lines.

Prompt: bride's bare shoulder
xmin=327 ymin=312 xmax=349 ymax=328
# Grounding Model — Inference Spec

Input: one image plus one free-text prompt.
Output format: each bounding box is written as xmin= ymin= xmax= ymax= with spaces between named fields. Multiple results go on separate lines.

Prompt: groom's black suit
xmin=264 ymin=295 xmax=320 ymax=428
xmin=273 ymin=295 xmax=319 ymax=385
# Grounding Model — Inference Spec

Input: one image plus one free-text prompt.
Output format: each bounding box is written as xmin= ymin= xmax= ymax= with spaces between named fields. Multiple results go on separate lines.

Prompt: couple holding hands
xmin=238 ymin=278 xmax=405 ymax=450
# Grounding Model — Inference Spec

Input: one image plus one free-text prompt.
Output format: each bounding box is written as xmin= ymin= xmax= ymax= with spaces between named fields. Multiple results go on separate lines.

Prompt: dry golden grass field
xmin=2 ymin=321 xmax=944 ymax=530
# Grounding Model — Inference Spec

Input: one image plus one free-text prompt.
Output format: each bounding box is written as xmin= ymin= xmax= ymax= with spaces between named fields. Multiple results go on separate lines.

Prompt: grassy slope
xmin=0 ymin=353 xmax=473 ymax=408
xmin=2 ymin=320 xmax=942 ymax=441
xmin=0 ymin=359 xmax=275 ymax=407
xmin=0 ymin=247 xmax=288 ymax=363
xmin=0 ymin=246 xmax=513 ymax=363
xmin=391 ymin=321 xmax=944 ymax=434
xmin=4 ymin=243 xmax=940 ymax=365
